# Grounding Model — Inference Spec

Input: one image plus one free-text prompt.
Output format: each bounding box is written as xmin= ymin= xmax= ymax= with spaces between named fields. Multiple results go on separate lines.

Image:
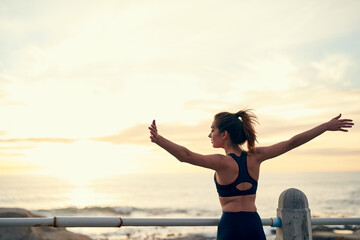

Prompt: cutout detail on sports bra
xmin=236 ymin=182 xmax=253 ymax=191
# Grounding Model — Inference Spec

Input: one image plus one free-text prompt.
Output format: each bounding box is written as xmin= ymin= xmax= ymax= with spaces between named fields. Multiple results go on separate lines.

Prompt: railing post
xmin=276 ymin=188 xmax=312 ymax=240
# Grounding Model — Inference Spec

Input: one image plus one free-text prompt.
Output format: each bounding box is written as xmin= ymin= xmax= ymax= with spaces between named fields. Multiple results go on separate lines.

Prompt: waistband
xmin=221 ymin=211 xmax=259 ymax=216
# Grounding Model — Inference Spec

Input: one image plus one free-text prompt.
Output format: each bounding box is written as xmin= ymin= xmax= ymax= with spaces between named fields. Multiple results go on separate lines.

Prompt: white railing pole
xmin=0 ymin=217 xmax=280 ymax=227
xmin=0 ymin=218 xmax=54 ymax=227
xmin=122 ymin=218 xmax=219 ymax=227
xmin=312 ymin=218 xmax=360 ymax=225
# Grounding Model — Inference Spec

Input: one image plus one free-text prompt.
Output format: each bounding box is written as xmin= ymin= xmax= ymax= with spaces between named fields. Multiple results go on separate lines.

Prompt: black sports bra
xmin=214 ymin=152 xmax=258 ymax=197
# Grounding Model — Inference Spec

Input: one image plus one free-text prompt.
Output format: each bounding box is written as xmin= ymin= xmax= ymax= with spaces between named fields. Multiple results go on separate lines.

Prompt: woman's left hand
xmin=326 ymin=114 xmax=354 ymax=132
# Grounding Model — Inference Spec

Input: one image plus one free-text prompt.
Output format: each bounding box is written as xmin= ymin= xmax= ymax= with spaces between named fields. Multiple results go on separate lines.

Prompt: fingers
xmin=340 ymin=119 xmax=354 ymax=123
xmin=149 ymin=128 xmax=157 ymax=142
xmin=148 ymin=125 xmax=156 ymax=132
xmin=333 ymin=114 xmax=342 ymax=120
xmin=340 ymin=119 xmax=354 ymax=129
xmin=341 ymin=126 xmax=354 ymax=130
xmin=148 ymin=123 xmax=157 ymax=134
xmin=337 ymin=119 xmax=354 ymax=132
xmin=148 ymin=127 xmax=157 ymax=137
xmin=334 ymin=115 xmax=353 ymax=125
xmin=328 ymin=115 xmax=354 ymax=132
xmin=149 ymin=120 xmax=158 ymax=142
xmin=150 ymin=120 xmax=157 ymax=131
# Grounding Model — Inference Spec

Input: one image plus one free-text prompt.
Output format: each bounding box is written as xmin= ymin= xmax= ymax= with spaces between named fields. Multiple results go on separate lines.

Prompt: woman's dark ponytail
xmin=235 ymin=109 xmax=258 ymax=153
xmin=215 ymin=109 xmax=258 ymax=152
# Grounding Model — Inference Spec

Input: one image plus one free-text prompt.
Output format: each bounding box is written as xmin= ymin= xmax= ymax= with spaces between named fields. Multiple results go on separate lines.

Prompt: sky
xmin=0 ymin=0 xmax=359 ymax=183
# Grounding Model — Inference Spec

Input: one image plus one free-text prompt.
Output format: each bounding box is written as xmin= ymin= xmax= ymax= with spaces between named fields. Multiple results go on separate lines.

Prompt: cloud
xmin=1 ymin=1 xmax=359 ymax=114
xmin=0 ymin=160 xmax=41 ymax=174
xmin=0 ymin=145 xmax=31 ymax=165
xmin=0 ymin=145 xmax=32 ymax=151
xmin=90 ymin=113 xmax=308 ymax=152
xmin=0 ymin=137 xmax=76 ymax=164
xmin=0 ymin=88 xmax=5 ymax=100
xmin=0 ymin=74 xmax=9 ymax=101
xmin=0 ymin=152 xmax=24 ymax=157
xmin=290 ymin=54 xmax=356 ymax=88
xmin=92 ymin=120 xmax=213 ymax=151
xmin=296 ymin=148 xmax=360 ymax=157
xmin=0 ymin=137 xmax=77 ymax=143
xmin=3 ymin=1 xmax=360 ymax=77
xmin=92 ymin=123 xmax=150 ymax=145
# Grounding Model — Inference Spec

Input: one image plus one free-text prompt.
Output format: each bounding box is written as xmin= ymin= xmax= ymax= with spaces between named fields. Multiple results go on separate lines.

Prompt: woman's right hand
xmin=149 ymin=120 xmax=159 ymax=143
xmin=326 ymin=114 xmax=354 ymax=132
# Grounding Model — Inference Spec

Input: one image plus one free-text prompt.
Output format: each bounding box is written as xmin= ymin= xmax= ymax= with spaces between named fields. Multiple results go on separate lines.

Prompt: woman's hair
xmin=214 ymin=109 xmax=258 ymax=152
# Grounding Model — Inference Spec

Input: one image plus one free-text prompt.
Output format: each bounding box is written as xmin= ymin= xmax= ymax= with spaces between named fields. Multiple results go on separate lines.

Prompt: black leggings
xmin=217 ymin=212 xmax=266 ymax=240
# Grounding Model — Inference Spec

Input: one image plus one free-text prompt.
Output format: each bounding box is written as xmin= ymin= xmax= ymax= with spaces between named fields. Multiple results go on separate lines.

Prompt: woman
xmin=148 ymin=109 xmax=354 ymax=239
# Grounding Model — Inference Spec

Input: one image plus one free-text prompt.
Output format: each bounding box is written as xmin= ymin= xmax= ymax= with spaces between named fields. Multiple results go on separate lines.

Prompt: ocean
xmin=1 ymin=171 xmax=360 ymax=239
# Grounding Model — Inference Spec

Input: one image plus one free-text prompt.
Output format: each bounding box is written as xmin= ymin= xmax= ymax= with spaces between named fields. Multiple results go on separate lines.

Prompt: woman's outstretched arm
xmin=255 ymin=114 xmax=354 ymax=162
xmin=149 ymin=120 xmax=228 ymax=171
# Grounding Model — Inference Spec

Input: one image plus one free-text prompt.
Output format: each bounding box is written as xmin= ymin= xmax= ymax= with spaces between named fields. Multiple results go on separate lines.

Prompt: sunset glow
xmin=1 ymin=1 xmax=359 ymax=184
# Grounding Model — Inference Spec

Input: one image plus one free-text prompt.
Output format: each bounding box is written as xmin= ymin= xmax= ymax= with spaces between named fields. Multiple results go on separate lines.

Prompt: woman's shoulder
xmin=246 ymin=150 xmax=262 ymax=164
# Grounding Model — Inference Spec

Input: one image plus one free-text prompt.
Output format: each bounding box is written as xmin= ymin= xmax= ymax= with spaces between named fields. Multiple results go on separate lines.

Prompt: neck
xmin=224 ymin=143 xmax=242 ymax=155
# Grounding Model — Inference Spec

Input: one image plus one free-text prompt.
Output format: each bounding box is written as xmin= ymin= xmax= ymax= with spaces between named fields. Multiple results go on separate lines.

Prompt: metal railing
xmin=311 ymin=218 xmax=360 ymax=226
xmin=0 ymin=216 xmax=359 ymax=228
xmin=0 ymin=217 xmax=279 ymax=228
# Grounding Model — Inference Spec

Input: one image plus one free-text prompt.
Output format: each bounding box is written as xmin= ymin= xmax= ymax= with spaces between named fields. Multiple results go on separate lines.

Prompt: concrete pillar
xmin=276 ymin=188 xmax=312 ymax=240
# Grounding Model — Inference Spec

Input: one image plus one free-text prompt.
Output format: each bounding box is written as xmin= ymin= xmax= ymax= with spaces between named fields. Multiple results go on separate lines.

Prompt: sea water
xmin=1 ymin=171 xmax=359 ymax=239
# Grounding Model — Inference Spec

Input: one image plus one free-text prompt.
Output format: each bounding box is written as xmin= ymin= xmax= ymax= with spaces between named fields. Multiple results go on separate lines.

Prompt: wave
xmin=32 ymin=206 xmax=217 ymax=218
